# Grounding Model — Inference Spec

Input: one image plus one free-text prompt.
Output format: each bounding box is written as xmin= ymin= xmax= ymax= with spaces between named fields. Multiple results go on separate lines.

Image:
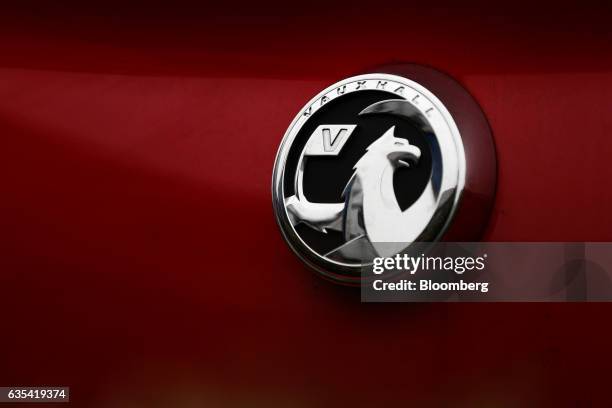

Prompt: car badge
xmin=272 ymin=68 xmax=496 ymax=284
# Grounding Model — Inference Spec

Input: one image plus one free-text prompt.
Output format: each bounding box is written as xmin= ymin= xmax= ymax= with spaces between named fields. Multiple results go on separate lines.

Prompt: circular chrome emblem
xmin=273 ymin=68 xmax=496 ymax=284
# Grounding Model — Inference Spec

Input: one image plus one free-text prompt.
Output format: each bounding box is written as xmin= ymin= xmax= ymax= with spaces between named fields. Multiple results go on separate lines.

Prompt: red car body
xmin=1 ymin=2 xmax=611 ymax=406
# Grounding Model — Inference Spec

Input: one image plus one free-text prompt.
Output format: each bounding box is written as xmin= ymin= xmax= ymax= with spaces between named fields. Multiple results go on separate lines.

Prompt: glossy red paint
xmin=1 ymin=2 xmax=612 ymax=406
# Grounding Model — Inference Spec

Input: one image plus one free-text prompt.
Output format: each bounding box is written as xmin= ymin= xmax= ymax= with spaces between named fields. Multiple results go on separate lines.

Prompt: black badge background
xmin=283 ymin=90 xmax=433 ymax=255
